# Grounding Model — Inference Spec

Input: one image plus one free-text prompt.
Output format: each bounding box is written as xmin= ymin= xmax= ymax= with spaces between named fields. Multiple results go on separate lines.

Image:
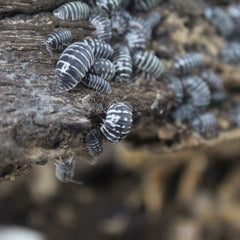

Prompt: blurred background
xmin=1 ymin=141 xmax=240 ymax=240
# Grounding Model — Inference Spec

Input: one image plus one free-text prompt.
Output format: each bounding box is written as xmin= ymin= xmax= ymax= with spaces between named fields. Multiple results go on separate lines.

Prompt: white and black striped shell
xmin=132 ymin=50 xmax=165 ymax=79
xmin=90 ymin=11 xmax=112 ymax=42
xmin=200 ymin=69 xmax=223 ymax=91
xmin=111 ymin=10 xmax=129 ymax=36
xmin=112 ymin=44 xmax=133 ymax=82
xmin=100 ymin=102 xmax=133 ymax=142
xmin=124 ymin=28 xmax=147 ymax=51
xmin=43 ymin=28 xmax=73 ymax=56
xmin=89 ymin=58 xmax=116 ymax=81
xmin=204 ymin=6 xmax=234 ymax=37
xmin=53 ymin=1 xmax=90 ymax=21
xmin=86 ymin=129 xmax=103 ymax=156
xmin=171 ymin=103 xmax=197 ymax=122
xmin=172 ymin=52 xmax=204 ymax=75
xmin=82 ymin=73 xmax=112 ymax=93
xmin=56 ymin=42 xmax=94 ymax=91
xmin=220 ymin=41 xmax=240 ymax=64
xmin=191 ymin=112 xmax=217 ymax=135
xmin=182 ymin=75 xmax=211 ymax=107
xmin=96 ymin=0 xmax=121 ymax=14
xmin=83 ymin=38 xmax=114 ymax=59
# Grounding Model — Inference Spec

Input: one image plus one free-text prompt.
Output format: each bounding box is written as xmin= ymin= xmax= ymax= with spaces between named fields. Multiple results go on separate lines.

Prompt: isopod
xmin=132 ymin=50 xmax=165 ymax=79
xmin=182 ymin=75 xmax=211 ymax=107
xmin=53 ymin=1 xmax=90 ymax=21
xmin=171 ymin=103 xmax=197 ymax=122
xmin=89 ymin=11 xmax=112 ymax=42
xmin=89 ymin=58 xmax=116 ymax=81
xmin=124 ymin=28 xmax=147 ymax=51
xmin=43 ymin=28 xmax=73 ymax=56
xmin=83 ymin=38 xmax=114 ymax=59
xmin=55 ymin=157 xmax=82 ymax=184
xmin=133 ymin=0 xmax=162 ymax=12
xmin=86 ymin=129 xmax=103 ymax=156
xmin=200 ymin=69 xmax=223 ymax=91
xmin=56 ymin=42 xmax=94 ymax=91
xmin=172 ymin=52 xmax=204 ymax=75
xmin=190 ymin=112 xmax=217 ymax=136
xmin=168 ymin=75 xmax=184 ymax=106
xmin=111 ymin=10 xmax=129 ymax=36
xmin=100 ymin=102 xmax=133 ymax=142
xmin=204 ymin=6 xmax=234 ymax=37
xmin=82 ymin=73 xmax=112 ymax=93
xmin=219 ymin=41 xmax=240 ymax=64
xmin=96 ymin=0 xmax=121 ymax=14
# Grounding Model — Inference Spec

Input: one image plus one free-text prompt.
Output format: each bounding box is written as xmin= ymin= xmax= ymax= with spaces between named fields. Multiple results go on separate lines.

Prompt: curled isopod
xmin=89 ymin=58 xmax=116 ymax=81
xmin=172 ymin=52 xmax=204 ymax=75
xmin=132 ymin=50 xmax=165 ymax=79
xmin=55 ymin=157 xmax=82 ymax=184
xmin=56 ymin=42 xmax=94 ymax=91
xmin=83 ymin=38 xmax=114 ymax=59
xmin=86 ymin=129 xmax=103 ymax=156
xmin=43 ymin=28 xmax=73 ymax=56
xmin=100 ymin=102 xmax=133 ymax=142
xmin=53 ymin=1 xmax=90 ymax=21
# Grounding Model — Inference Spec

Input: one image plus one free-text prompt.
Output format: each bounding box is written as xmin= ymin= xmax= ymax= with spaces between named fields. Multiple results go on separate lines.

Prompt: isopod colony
xmin=42 ymin=0 xmax=240 ymax=183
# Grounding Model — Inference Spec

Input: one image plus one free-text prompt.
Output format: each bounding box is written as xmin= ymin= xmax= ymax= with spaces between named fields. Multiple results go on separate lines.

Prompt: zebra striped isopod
xmin=172 ymin=52 xmax=204 ymax=75
xmin=182 ymin=75 xmax=211 ymax=107
xmin=220 ymin=41 xmax=240 ymax=64
xmin=96 ymin=0 xmax=121 ymax=14
xmin=90 ymin=11 xmax=112 ymax=42
xmin=190 ymin=112 xmax=217 ymax=136
xmin=132 ymin=50 xmax=165 ymax=79
xmin=124 ymin=28 xmax=147 ymax=51
xmin=100 ymin=102 xmax=133 ymax=142
xmin=200 ymin=69 xmax=223 ymax=91
xmin=82 ymin=73 xmax=112 ymax=93
xmin=86 ymin=129 xmax=103 ymax=156
xmin=43 ymin=28 xmax=73 ymax=56
xmin=53 ymin=1 xmax=90 ymax=21
xmin=111 ymin=10 xmax=129 ymax=36
xmin=171 ymin=103 xmax=197 ymax=122
xmin=89 ymin=58 xmax=116 ymax=81
xmin=204 ymin=6 xmax=234 ymax=37
xmin=83 ymin=38 xmax=114 ymax=59
xmin=56 ymin=42 xmax=94 ymax=91
xmin=112 ymin=44 xmax=133 ymax=82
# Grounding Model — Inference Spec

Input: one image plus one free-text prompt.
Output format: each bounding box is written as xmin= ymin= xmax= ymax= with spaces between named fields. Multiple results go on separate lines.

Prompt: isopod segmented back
xmin=56 ymin=42 xmax=94 ymax=91
xmin=53 ymin=1 xmax=91 ymax=21
xmin=86 ymin=129 xmax=103 ymax=156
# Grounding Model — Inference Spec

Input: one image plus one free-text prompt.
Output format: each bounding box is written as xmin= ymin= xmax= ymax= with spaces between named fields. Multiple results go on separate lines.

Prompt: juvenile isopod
xmin=83 ymin=38 xmax=114 ymax=59
xmin=172 ymin=52 xmax=204 ymax=75
xmin=182 ymin=75 xmax=211 ymax=107
xmin=112 ymin=44 xmax=133 ymax=82
xmin=53 ymin=1 xmax=90 ymax=21
xmin=86 ymin=129 xmax=103 ymax=156
xmin=43 ymin=28 xmax=73 ymax=56
xmin=132 ymin=50 xmax=165 ymax=79
xmin=56 ymin=42 xmax=94 ymax=91
xmin=82 ymin=73 xmax=112 ymax=93
xmin=89 ymin=58 xmax=116 ymax=81
xmin=90 ymin=11 xmax=112 ymax=42
xmin=55 ymin=157 xmax=82 ymax=184
xmin=100 ymin=102 xmax=133 ymax=142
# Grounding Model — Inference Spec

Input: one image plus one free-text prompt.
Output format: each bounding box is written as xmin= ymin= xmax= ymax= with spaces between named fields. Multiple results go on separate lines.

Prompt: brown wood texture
xmin=0 ymin=0 xmax=240 ymax=181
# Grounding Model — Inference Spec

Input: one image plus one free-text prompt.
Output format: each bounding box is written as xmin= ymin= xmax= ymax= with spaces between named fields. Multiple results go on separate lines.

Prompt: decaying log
xmin=1 ymin=0 xmax=240 ymax=182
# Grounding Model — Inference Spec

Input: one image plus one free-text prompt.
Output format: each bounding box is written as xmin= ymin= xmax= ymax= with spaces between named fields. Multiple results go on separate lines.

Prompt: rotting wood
xmin=1 ymin=1 xmax=240 ymax=182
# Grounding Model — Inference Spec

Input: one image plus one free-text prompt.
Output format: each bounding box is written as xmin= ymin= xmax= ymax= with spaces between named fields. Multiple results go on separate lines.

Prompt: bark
xmin=0 ymin=0 xmax=240 ymax=182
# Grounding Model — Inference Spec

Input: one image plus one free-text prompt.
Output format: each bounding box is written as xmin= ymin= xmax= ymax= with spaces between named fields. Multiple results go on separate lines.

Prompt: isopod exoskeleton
xmin=172 ymin=52 xmax=204 ymax=75
xmin=86 ymin=129 xmax=103 ymax=156
xmin=53 ymin=1 xmax=90 ymax=21
xmin=89 ymin=58 xmax=116 ymax=81
xmin=56 ymin=42 xmax=94 ymax=91
xmin=112 ymin=44 xmax=133 ymax=82
xmin=182 ymin=75 xmax=211 ymax=107
xmin=43 ymin=28 xmax=73 ymax=56
xmin=100 ymin=102 xmax=133 ymax=142
xmin=83 ymin=38 xmax=114 ymax=59
xmin=82 ymin=73 xmax=112 ymax=93
xmin=132 ymin=50 xmax=165 ymax=79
